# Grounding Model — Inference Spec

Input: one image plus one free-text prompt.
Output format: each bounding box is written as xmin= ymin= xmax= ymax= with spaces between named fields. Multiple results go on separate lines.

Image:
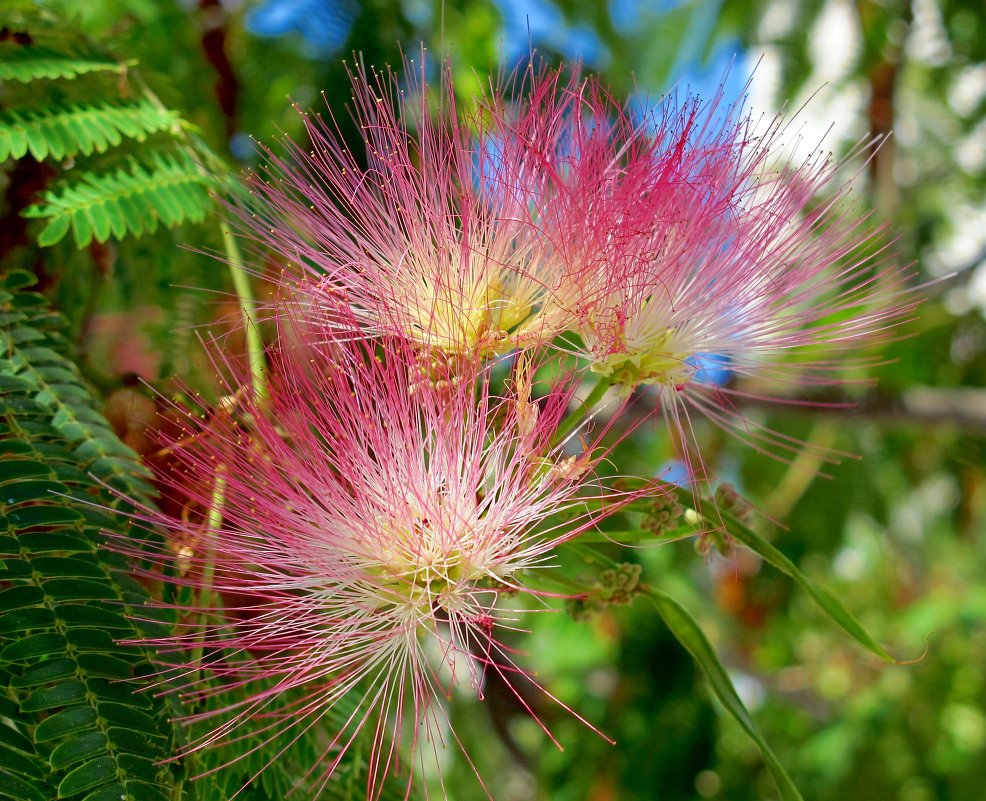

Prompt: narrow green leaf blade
xmin=722 ymin=512 xmax=895 ymax=662
xmin=649 ymin=588 xmax=804 ymax=801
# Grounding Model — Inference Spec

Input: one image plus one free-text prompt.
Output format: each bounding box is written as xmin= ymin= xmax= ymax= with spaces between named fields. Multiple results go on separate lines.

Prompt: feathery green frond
xmin=0 ymin=271 xmax=156 ymax=503
xmin=0 ymin=26 xmax=227 ymax=252
xmin=0 ymin=273 xmax=181 ymax=801
xmin=0 ymin=375 xmax=180 ymax=801
xmin=24 ymin=150 xmax=216 ymax=248
xmin=0 ymin=98 xmax=182 ymax=162
xmin=0 ymin=43 xmax=130 ymax=82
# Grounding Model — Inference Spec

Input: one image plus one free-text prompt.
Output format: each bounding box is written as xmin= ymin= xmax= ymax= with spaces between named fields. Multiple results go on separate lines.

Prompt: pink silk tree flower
xmin=514 ymin=76 xmax=917 ymax=466
xmin=239 ymin=57 xmax=586 ymax=356
xmin=120 ymin=312 xmax=650 ymax=799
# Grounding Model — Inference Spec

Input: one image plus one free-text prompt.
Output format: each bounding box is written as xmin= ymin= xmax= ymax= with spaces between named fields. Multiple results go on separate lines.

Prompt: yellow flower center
xmin=590 ymin=327 xmax=694 ymax=388
xmin=364 ymin=497 xmax=499 ymax=621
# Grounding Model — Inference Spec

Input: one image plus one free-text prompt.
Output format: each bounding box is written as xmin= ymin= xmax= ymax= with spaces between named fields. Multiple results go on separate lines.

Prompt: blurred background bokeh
xmin=5 ymin=1 xmax=986 ymax=799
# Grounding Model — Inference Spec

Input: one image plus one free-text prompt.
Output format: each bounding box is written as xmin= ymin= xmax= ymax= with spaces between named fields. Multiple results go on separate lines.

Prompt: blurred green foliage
xmin=2 ymin=0 xmax=984 ymax=800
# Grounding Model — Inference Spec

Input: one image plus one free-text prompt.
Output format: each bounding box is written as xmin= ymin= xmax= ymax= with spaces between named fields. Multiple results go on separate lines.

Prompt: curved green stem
xmin=135 ymin=76 xmax=267 ymax=404
xmin=191 ymin=465 xmax=226 ymax=674
xmin=551 ymin=375 xmax=614 ymax=447
xmin=574 ymin=525 xmax=695 ymax=544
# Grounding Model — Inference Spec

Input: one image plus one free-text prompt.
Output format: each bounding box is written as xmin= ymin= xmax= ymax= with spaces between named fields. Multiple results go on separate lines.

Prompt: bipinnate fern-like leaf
xmin=1 ymin=25 xmax=223 ymax=251
xmin=1 ymin=17 xmax=418 ymax=799
xmin=0 ymin=271 xmax=181 ymax=801
xmin=0 ymin=42 xmax=130 ymax=83
xmin=0 ymin=271 xmax=156 ymax=501
xmin=0 ymin=98 xmax=182 ymax=162
xmin=24 ymin=150 xmax=216 ymax=248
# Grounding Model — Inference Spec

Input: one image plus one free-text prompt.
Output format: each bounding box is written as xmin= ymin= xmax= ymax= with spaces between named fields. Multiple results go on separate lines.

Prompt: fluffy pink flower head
xmin=240 ymin=57 xmax=586 ymax=356
xmin=511 ymin=75 xmax=917 ymax=462
xmin=124 ymin=311 xmax=648 ymax=798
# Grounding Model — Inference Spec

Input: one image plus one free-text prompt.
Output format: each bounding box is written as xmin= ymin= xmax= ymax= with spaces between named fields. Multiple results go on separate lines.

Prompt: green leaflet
xmin=0 ymin=99 xmax=181 ymax=162
xmin=566 ymin=542 xmax=802 ymax=799
xmin=25 ymin=150 xmax=215 ymax=248
xmin=0 ymin=44 xmax=129 ymax=82
xmin=0 ymin=271 xmax=155 ymax=500
xmin=0 ymin=375 xmax=179 ymax=801
xmin=0 ymin=270 xmax=179 ymax=800
xmin=649 ymin=588 xmax=805 ymax=801
xmin=638 ymin=483 xmax=898 ymax=662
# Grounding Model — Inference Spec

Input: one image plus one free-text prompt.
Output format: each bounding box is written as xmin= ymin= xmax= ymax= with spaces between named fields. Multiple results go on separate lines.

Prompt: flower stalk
xmin=550 ymin=375 xmax=614 ymax=448
xmin=190 ymin=463 xmax=225 ymax=674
